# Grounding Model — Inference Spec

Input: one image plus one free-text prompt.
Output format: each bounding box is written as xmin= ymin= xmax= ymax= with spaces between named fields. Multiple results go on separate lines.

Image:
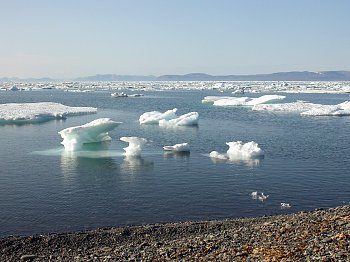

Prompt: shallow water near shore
xmin=1 ymin=88 xmax=350 ymax=236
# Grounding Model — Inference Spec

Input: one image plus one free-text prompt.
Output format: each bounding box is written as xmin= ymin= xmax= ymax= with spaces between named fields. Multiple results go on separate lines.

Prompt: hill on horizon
xmin=1 ymin=71 xmax=350 ymax=82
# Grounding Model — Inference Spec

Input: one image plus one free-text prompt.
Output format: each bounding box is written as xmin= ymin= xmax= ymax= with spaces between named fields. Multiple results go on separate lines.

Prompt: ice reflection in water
xmin=120 ymin=156 xmax=154 ymax=174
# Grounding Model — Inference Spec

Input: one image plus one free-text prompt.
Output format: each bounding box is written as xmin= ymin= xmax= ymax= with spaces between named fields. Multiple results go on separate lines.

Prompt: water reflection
xmin=60 ymin=142 xmax=119 ymax=181
xmin=120 ymin=155 xmax=154 ymax=174
xmin=163 ymin=151 xmax=190 ymax=160
xmin=210 ymin=155 xmax=264 ymax=167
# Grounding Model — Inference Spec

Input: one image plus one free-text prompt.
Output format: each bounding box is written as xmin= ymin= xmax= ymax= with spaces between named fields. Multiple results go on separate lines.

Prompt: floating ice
xmin=281 ymin=203 xmax=291 ymax=208
xmin=226 ymin=141 xmax=264 ymax=159
xmin=139 ymin=108 xmax=178 ymax=124
xmin=301 ymin=101 xmax=350 ymax=116
xmin=209 ymin=151 xmax=228 ymax=160
xmin=202 ymin=96 xmax=233 ymax=103
xmin=251 ymin=191 xmax=258 ymax=199
xmin=58 ymin=118 xmax=121 ymax=151
xmin=213 ymin=97 xmax=249 ymax=106
xmin=120 ymin=136 xmax=147 ymax=156
xmin=253 ymin=100 xmax=350 ymax=116
xmin=159 ymin=112 xmax=199 ymax=127
xmin=251 ymin=191 xmax=269 ymax=201
xmin=210 ymin=141 xmax=264 ymax=161
xmin=0 ymin=102 xmax=97 ymax=124
xmin=252 ymin=101 xmax=317 ymax=112
xmin=213 ymin=95 xmax=285 ymax=107
xmin=139 ymin=108 xmax=199 ymax=127
xmin=258 ymin=192 xmax=269 ymax=201
xmin=163 ymin=143 xmax=190 ymax=152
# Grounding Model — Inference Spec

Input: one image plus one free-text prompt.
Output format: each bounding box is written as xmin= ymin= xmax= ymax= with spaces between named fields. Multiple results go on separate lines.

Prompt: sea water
xmin=1 ymin=88 xmax=350 ymax=236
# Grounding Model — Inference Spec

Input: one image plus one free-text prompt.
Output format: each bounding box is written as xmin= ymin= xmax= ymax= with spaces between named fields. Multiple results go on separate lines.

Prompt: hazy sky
xmin=1 ymin=0 xmax=349 ymax=78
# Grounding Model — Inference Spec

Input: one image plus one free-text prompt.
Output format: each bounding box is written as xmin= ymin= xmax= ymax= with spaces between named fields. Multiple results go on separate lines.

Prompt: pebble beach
xmin=1 ymin=205 xmax=350 ymax=261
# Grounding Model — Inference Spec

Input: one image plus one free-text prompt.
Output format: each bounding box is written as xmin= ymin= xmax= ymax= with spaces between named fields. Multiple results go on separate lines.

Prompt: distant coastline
xmin=2 ymin=70 xmax=350 ymax=82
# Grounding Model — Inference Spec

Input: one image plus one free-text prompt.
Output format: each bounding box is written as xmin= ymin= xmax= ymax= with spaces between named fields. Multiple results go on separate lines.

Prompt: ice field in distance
xmin=1 ymin=80 xmax=350 ymax=93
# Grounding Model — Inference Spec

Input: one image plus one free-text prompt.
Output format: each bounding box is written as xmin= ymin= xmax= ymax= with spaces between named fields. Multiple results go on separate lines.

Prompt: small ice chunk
xmin=120 ymin=136 xmax=147 ymax=156
xmin=258 ymin=192 xmax=269 ymax=201
xmin=226 ymin=141 xmax=264 ymax=159
xmin=163 ymin=143 xmax=190 ymax=152
xmin=139 ymin=108 xmax=178 ymax=124
xmin=251 ymin=191 xmax=258 ymax=199
xmin=59 ymin=118 xmax=121 ymax=151
xmin=251 ymin=191 xmax=269 ymax=201
xmin=210 ymin=141 xmax=264 ymax=162
xmin=159 ymin=112 xmax=199 ymax=127
xmin=281 ymin=203 xmax=291 ymax=208
xmin=209 ymin=151 xmax=228 ymax=160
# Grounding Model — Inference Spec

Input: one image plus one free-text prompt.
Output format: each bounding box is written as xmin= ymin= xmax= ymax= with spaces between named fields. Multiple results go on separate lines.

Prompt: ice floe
xmin=139 ymin=108 xmax=178 ymax=124
xmin=2 ymin=80 xmax=350 ymax=93
xmin=253 ymin=100 xmax=350 ymax=116
xmin=159 ymin=112 xmax=199 ymax=127
xmin=120 ymin=136 xmax=147 ymax=156
xmin=139 ymin=108 xmax=199 ymax=127
xmin=58 ymin=118 xmax=121 ymax=151
xmin=0 ymin=102 xmax=97 ymax=124
xmin=163 ymin=143 xmax=190 ymax=152
xmin=210 ymin=141 xmax=264 ymax=161
xmin=212 ymin=95 xmax=285 ymax=107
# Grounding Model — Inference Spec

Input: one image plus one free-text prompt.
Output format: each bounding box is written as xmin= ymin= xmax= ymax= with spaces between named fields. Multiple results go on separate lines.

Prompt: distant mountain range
xmin=1 ymin=71 xmax=350 ymax=82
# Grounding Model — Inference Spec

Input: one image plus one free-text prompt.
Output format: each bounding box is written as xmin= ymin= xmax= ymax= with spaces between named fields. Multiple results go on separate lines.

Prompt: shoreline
xmin=1 ymin=205 xmax=350 ymax=261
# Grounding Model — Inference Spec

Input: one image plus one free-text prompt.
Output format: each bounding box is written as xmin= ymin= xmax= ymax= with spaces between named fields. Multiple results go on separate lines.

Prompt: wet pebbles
xmin=1 ymin=205 xmax=350 ymax=261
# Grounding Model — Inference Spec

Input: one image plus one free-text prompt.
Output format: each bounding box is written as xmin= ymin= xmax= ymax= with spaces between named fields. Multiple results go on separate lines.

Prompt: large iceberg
xmin=253 ymin=100 xmax=350 ymax=116
xmin=139 ymin=108 xmax=199 ymax=127
xmin=0 ymin=102 xmax=97 ymax=124
xmin=213 ymin=95 xmax=285 ymax=107
xmin=210 ymin=141 xmax=264 ymax=161
xmin=58 ymin=118 xmax=121 ymax=151
xmin=120 ymin=136 xmax=147 ymax=156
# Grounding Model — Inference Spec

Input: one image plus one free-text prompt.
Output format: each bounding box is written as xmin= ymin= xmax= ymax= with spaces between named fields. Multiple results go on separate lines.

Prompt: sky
xmin=1 ymin=0 xmax=350 ymax=79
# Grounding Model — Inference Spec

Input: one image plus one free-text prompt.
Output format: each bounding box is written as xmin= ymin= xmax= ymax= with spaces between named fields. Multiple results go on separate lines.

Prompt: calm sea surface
xmin=1 ymin=89 xmax=350 ymax=236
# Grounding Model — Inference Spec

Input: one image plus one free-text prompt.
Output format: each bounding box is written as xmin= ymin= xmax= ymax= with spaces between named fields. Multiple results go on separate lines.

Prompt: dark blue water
xmin=1 ymin=89 xmax=350 ymax=236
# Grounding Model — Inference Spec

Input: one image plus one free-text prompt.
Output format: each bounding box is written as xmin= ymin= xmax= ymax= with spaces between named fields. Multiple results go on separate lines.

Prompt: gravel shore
xmin=1 ymin=205 xmax=350 ymax=261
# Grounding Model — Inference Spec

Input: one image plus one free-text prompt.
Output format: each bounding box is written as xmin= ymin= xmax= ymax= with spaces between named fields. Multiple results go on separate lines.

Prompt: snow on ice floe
xmin=210 ymin=141 xmax=264 ymax=162
xmin=58 ymin=118 xmax=121 ymax=151
xmin=212 ymin=95 xmax=285 ymax=107
xmin=139 ymin=108 xmax=178 ymax=124
xmin=120 ymin=137 xmax=147 ymax=156
xmin=159 ymin=112 xmax=199 ymax=127
xmin=253 ymin=100 xmax=350 ymax=116
xmin=0 ymin=102 xmax=97 ymax=124
xmin=139 ymin=108 xmax=199 ymax=127
xmin=163 ymin=143 xmax=190 ymax=152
